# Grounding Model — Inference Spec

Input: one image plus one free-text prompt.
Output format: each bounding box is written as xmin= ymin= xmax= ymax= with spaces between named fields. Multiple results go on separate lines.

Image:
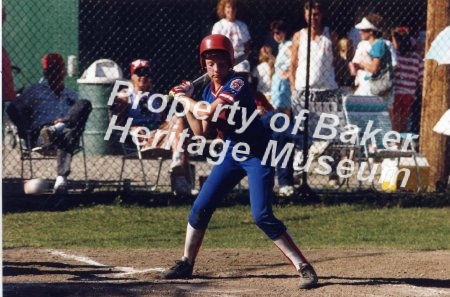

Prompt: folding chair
xmin=5 ymin=104 xmax=89 ymax=192
xmin=16 ymin=130 xmax=89 ymax=191
xmin=343 ymin=95 xmax=424 ymax=192
xmin=295 ymin=97 xmax=361 ymax=189
xmin=118 ymin=133 xmax=173 ymax=192
xmin=108 ymin=107 xmax=195 ymax=193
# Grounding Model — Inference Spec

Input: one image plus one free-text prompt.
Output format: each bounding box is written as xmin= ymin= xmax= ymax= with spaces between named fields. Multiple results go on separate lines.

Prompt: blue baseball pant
xmin=188 ymin=148 xmax=287 ymax=240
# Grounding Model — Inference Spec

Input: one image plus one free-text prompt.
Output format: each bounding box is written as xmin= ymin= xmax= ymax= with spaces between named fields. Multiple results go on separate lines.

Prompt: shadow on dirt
xmin=319 ymin=275 xmax=450 ymax=289
xmin=3 ymin=282 xmax=185 ymax=297
xmin=3 ymin=260 xmax=129 ymax=281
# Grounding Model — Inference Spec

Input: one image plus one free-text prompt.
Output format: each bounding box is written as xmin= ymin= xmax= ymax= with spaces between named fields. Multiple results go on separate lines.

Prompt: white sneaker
xmin=279 ymin=185 xmax=294 ymax=197
xmin=53 ymin=176 xmax=67 ymax=193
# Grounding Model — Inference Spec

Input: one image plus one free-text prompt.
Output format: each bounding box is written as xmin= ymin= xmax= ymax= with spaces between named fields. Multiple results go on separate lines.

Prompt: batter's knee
xmin=188 ymin=205 xmax=215 ymax=230
xmin=253 ymin=212 xmax=287 ymax=240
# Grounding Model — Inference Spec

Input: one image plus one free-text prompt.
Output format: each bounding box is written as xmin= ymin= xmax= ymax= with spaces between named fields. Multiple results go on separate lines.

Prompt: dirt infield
xmin=3 ymin=248 xmax=450 ymax=297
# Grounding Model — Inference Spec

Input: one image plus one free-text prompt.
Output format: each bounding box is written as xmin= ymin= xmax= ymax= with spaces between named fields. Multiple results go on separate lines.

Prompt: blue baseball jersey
xmin=202 ymin=73 xmax=269 ymax=157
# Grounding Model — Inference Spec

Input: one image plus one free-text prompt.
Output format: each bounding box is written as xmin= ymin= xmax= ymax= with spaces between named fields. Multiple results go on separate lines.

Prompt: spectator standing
xmin=252 ymin=45 xmax=275 ymax=100
xmin=350 ymin=14 xmax=393 ymax=106
xmin=349 ymin=13 xmax=394 ymax=153
xmin=289 ymin=0 xmax=342 ymax=187
xmin=349 ymin=14 xmax=397 ymax=97
xmin=269 ymin=19 xmax=295 ymax=196
xmin=391 ymin=26 xmax=423 ymax=132
xmin=7 ymin=53 xmax=92 ymax=193
xmin=212 ymin=0 xmax=251 ymax=72
xmin=289 ymin=1 xmax=339 ymax=94
xmin=270 ymin=19 xmax=293 ymax=117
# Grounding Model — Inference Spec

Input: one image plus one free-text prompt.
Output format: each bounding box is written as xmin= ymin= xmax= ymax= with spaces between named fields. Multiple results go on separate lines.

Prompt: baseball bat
xmin=168 ymin=53 xmax=248 ymax=101
xmin=191 ymin=53 xmax=247 ymax=87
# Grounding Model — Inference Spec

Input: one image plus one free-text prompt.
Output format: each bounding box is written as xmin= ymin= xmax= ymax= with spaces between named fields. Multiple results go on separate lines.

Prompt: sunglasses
xmin=134 ymin=68 xmax=151 ymax=77
xmin=360 ymin=29 xmax=372 ymax=33
xmin=272 ymin=31 xmax=282 ymax=35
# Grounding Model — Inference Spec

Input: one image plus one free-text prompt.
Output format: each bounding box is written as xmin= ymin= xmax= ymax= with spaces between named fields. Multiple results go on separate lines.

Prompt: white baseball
xmin=24 ymin=179 xmax=48 ymax=195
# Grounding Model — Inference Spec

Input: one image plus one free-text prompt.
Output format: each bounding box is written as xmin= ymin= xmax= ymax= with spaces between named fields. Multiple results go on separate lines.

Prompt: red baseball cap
xmin=41 ymin=53 xmax=65 ymax=70
xmin=130 ymin=59 xmax=151 ymax=75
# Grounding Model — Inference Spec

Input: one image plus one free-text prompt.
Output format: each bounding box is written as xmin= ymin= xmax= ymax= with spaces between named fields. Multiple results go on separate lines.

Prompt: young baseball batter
xmin=160 ymin=34 xmax=318 ymax=290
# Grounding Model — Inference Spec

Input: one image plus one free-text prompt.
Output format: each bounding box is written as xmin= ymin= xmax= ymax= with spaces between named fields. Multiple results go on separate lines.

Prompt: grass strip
xmin=3 ymin=204 xmax=449 ymax=250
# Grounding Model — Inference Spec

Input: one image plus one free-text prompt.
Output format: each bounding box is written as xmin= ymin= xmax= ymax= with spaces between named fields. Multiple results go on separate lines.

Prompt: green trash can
xmin=77 ymin=59 xmax=123 ymax=155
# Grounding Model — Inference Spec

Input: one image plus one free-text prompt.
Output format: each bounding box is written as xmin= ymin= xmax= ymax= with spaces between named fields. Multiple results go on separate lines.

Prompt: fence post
xmin=420 ymin=0 xmax=450 ymax=190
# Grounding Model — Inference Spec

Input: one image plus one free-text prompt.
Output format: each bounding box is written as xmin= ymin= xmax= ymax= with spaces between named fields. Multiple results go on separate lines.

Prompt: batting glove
xmin=170 ymin=81 xmax=194 ymax=98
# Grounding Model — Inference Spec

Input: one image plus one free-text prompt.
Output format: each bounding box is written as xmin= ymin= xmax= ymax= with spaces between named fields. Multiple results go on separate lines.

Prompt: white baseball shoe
xmin=53 ymin=176 xmax=68 ymax=194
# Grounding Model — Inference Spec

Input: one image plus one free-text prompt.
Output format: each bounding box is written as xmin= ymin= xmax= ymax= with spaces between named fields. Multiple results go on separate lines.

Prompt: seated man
xmin=7 ymin=53 xmax=92 ymax=193
xmin=109 ymin=59 xmax=192 ymax=194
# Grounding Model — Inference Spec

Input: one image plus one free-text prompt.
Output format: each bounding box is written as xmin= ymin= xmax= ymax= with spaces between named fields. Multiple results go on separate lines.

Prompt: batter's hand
xmin=170 ymin=81 xmax=194 ymax=98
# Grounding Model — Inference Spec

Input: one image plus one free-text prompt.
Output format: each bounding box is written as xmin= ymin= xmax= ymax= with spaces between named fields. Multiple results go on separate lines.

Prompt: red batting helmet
xmin=199 ymin=34 xmax=234 ymax=68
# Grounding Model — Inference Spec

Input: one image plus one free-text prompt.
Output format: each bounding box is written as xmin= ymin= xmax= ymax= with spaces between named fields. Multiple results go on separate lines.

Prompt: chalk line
xmin=49 ymin=249 xmax=165 ymax=277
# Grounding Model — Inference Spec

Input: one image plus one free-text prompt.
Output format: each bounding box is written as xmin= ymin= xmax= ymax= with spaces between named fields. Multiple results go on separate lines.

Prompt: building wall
xmin=3 ymin=0 xmax=78 ymax=90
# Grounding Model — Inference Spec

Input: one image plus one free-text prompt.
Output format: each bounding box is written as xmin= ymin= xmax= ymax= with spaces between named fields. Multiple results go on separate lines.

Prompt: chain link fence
xmin=3 ymin=0 xmax=448 ymax=197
